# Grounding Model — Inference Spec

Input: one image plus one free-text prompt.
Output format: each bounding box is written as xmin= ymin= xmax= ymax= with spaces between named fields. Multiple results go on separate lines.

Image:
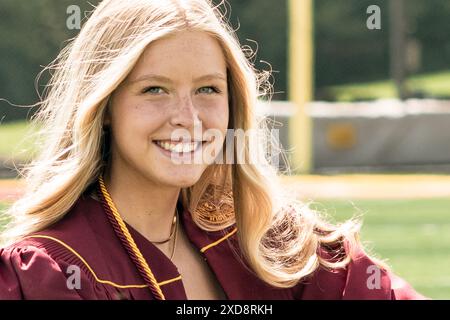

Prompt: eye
xmin=142 ymin=86 xmax=165 ymax=95
xmin=197 ymin=86 xmax=221 ymax=94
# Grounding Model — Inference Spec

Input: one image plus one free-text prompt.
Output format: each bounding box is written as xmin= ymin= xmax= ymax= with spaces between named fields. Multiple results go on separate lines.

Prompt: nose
xmin=169 ymin=94 xmax=200 ymax=128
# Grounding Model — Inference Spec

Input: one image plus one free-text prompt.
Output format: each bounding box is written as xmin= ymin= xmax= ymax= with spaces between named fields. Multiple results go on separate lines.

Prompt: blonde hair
xmin=1 ymin=0 xmax=367 ymax=288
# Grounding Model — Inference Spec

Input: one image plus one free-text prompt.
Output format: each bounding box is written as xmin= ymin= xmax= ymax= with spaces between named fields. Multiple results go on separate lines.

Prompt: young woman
xmin=0 ymin=0 xmax=424 ymax=300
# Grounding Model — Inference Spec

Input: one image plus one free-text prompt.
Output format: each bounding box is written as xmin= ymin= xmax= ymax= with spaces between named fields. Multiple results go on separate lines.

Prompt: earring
xmin=194 ymin=183 xmax=235 ymax=227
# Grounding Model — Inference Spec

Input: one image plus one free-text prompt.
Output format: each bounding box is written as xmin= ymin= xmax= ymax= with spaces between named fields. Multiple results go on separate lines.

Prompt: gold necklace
xmin=169 ymin=210 xmax=179 ymax=261
xmin=149 ymin=208 xmax=178 ymax=244
xmin=151 ymin=208 xmax=179 ymax=261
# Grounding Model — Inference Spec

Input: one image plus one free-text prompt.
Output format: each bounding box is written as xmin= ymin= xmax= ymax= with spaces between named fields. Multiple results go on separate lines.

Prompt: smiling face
xmin=106 ymin=30 xmax=229 ymax=188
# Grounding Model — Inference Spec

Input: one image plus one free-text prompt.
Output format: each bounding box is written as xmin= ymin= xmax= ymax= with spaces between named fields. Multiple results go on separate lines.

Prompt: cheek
xmin=110 ymin=101 xmax=167 ymax=148
xmin=218 ymin=102 xmax=230 ymax=136
xmin=202 ymin=100 xmax=229 ymax=131
xmin=199 ymin=102 xmax=229 ymax=154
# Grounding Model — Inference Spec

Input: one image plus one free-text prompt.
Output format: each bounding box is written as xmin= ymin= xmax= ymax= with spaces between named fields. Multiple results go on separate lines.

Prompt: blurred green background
xmin=2 ymin=0 xmax=450 ymax=121
xmin=1 ymin=0 xmax=449 ymax=300
xmin=314 ymin=198 xmax=450 ymax=299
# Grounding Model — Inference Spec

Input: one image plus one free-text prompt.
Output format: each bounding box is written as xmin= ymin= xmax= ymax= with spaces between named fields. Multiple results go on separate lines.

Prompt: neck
xmin=103 ymin=165 xmax=181 ymax=243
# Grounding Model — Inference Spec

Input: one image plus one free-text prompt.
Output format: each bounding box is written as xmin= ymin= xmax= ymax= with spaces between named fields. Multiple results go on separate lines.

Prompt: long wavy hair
xmin=1 ymin=0 xmax=367 ymax=288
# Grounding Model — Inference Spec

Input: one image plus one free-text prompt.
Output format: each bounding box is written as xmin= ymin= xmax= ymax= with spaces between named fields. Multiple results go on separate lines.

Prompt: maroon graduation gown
xmin=0 ymin=192 xmax=426 ymax=300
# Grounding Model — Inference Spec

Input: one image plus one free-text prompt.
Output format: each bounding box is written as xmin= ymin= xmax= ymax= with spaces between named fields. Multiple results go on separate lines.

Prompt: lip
xmin=152 ymin=140 xmax=209 ymax=161
xmin=152 ymin=139 xmax=208 ymax=143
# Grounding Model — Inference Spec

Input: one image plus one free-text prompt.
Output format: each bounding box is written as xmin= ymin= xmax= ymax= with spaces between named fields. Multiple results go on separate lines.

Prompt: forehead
xmin=128 ymin=30 xmax=227 ymax=81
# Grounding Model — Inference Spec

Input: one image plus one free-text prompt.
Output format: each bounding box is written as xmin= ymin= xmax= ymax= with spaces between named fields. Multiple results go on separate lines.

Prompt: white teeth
xmin=173 ymin=143 xmax=184 ymax=153
xmin=155 ymin=141 xmax=200 ymax=153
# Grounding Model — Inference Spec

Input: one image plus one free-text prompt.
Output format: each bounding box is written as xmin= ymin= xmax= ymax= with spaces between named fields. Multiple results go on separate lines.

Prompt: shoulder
xmin=0 ymin=239 xmax=82 ymax=299
xmin=0 ymin=194 xmax=109 ymax=300
xmin=296 ymin=241 xmax=427 ymax=300
xmin=342 ymin=243 xmax=427 ymax=299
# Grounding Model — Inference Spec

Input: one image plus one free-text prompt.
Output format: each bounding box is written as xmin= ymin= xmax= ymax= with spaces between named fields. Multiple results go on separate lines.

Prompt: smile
xmin=153 ymin=140 xmax=202 ymax=153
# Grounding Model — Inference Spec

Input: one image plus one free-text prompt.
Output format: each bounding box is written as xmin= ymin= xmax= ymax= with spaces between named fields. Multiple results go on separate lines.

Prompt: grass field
xmin=0 ymin=120 xmax=39 ymax=161
xmin=0 ymin=197 xmax=448 ymax=299
xmin=0 ymin=202 xmax=9 ymax=233
xmin=323 ymin=69 xmax=450 ymax=101
xmin=313 ymin=198 xmax=450 ymax=300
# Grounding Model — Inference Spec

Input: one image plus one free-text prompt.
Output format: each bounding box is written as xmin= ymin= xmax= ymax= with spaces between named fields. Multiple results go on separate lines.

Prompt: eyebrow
xmin=129 ymin=72 xmax=227 ymax=85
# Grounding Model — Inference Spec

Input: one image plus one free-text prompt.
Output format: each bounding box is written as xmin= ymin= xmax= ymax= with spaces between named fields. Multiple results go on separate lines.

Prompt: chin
xmin=161 ymin=169 xmax=205 ymax=188
xmin=170 ymin=177 xmax=201 ymax=188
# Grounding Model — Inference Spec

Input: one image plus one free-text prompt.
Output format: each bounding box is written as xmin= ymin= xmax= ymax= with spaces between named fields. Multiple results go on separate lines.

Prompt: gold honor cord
xmin=98 ymin=175 xmax=165 ymax=300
